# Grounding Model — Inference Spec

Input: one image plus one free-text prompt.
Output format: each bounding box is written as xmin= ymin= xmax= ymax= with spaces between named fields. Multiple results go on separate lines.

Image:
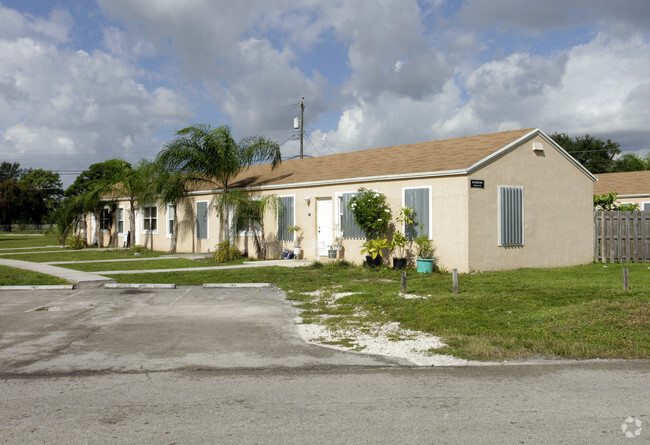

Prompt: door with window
xmin=317 ymin=198 xmax=333 ymax=256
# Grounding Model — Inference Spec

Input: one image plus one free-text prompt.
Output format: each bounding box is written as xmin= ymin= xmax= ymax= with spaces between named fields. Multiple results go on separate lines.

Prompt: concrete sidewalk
xmin=0 ymin=258 xmax=113 ymax=287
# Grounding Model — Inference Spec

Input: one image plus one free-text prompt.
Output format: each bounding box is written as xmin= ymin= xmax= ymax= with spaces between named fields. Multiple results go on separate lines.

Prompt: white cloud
xmin=316 ymin=30 xmax=650 ymax=153
xmin=0 ymin=12 xmax=192 ymax=174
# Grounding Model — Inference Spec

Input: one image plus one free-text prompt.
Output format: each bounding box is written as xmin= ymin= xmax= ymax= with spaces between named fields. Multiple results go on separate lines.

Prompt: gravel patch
xmin=296 ymin=319 xmax=472 ymax=366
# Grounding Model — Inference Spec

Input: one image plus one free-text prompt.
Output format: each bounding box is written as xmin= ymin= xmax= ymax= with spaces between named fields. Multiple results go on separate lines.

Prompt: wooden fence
xmin=594 ymin=211 xmax=650 ymax=263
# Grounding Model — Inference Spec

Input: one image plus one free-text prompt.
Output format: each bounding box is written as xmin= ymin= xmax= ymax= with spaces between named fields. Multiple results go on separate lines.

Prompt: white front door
xmin=316 ymin=198 xmax=333 ymax=256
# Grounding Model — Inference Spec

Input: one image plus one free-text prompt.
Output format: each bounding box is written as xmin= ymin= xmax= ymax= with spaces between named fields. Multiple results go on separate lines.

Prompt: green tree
xmin=610 ymin=153 xmax=650 ymax=172
xmin=551 ymin=133 xmax=621 ymax=174
xmin=229 ymin=191 xmax=277 ymax=259
xmin=0 ymin=161 xmax=22 ymax=183
xmin=156 ymin=124 xmax=281 ymax=243
xmin=152 ymin=168 xmax=188 ymax=253
xmin=112 ymin=159 xmax=157 ymax=249
xmin=59 ymin=159 xmax=130 ymax=246
xmin=18 ymin=169 xmax=63 ymax=224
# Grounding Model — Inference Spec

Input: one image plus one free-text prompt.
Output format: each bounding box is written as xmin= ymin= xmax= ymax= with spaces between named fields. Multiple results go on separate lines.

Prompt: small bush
xmin=308 ymin=261 xmax=324 ymax=269
xmin=214 ymin=241 xmax=242 ymax=263
xmin=68 ymin=234 xmax=86 ymax=250
xmin=131 ymin=245 xmax=147 ymax=255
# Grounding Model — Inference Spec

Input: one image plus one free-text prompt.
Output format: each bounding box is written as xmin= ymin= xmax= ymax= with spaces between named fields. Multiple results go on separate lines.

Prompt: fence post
xmin=452 ymin=269 xmax=459 ymax=294
xmin=401 ymin=271 xmax=407 ymax=293
xmin=623 ymin=267 xmax=629 ymax=290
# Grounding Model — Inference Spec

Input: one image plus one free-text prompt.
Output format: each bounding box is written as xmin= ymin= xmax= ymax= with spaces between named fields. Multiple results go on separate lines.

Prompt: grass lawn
xmin=0 ymin=265 xmax=70 ymax=286
xmin=58 ymin=257 xmax=238 ymax=272
xmin=0 ymin=248 xmax=166 ymax=263
xmin=0 ymin=232 xmax=60 ymax=249
xmin=106 ymin=262 xmax=650 ymax=361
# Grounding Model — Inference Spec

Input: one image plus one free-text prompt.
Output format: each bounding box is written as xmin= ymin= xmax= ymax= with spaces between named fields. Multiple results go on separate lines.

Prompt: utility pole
xmin=299 ymin=97 xmax=304 ymax=159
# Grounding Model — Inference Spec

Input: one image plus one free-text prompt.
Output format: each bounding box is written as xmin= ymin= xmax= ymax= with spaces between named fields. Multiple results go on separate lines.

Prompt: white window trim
xmin=99 ymin=207 xmax=112 ymax=232
xmin=642 ymin=202 xmax=650 ymax=211
xmin=277 ymin=195 xmax=296 ymax=242
xmin=498 ymin=185 xmax=524 ymax=247
xmin=141 ymin=204 xmax=159 ymax=235
xmin=166 ymin=204 xmax=175 ymax=239
xmin=196 ymin=200 xmax=209 ymax=240
xmin=402 ymin=186 xmax=433 ymax=239
xmin=116 ymin=206 xmax=125 ymax=236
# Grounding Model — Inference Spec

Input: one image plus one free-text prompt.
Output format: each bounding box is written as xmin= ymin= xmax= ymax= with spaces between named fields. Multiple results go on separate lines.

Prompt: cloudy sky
xmin=1 ymin=0 xmax=649 ymax=185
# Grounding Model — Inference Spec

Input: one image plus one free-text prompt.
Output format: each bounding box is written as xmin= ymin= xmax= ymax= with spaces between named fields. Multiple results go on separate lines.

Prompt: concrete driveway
xmin=0 ymin=286 xmax=401 ymax=375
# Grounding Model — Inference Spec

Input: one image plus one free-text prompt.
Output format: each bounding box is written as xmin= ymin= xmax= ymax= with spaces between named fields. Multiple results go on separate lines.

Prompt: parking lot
xmin=0 ymin=286 xmax=397 ymax=375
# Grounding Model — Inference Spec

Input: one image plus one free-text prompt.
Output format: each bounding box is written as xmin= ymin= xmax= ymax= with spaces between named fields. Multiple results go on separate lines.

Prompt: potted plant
xmin=391 ymin=206 xmax=415 ymax=269
xmin=361 ymin=237 xmax=390 ymax=268
xmin=414 ymin=233 xmax=435 ymax=273
xmin=390 ymin=232 xmax=408 ymax=269
xmin=328 ymin=233 xmax=343 ymax=259
xmin=348 ymin=188 xmax=392 ymax=267
xmin=287 ymin=225 xmax=303 ymax=258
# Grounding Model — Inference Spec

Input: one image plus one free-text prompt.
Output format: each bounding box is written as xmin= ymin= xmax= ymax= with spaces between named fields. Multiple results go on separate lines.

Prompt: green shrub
xmin=68 ymin=234 xmax=86 ymax=250
xmin=214 ymin=241 xmax=242 ymax=263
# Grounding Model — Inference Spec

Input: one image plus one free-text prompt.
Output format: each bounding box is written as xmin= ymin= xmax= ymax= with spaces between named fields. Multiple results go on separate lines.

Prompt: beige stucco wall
xmin=467 ymin=135 xmax=594 ymax=271
xmin=99 ymin=135 xmax=593 ymax=273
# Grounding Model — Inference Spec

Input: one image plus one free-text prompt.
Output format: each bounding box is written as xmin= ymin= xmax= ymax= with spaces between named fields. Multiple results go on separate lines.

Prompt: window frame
xmin=166 ymin=204 xmax=175 ymax=239
xmin=99 ymin=207 xmax=113 ymax=232
xmin=277 ymin=195 xmax=295 ymax=242
xmin=402 ymin=186 xmax=432 ymax=240
xmin=498 ymin=185 xmax=524 ymax=247
xmin=116 ymin=207 xmax=125 ymax=235
xmin=335 ymin=191 xmax=365 ymax=240
xmin=196 ymin=200 xmax=209 ymax=240
xmin=141 ymin=204 xmax=158 ymax=234
xmin=643 ymin=202 xmax=650 ymax=212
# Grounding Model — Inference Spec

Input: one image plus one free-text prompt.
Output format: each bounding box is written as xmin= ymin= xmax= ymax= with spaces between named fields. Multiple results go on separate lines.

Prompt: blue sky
xmin=1 ymin=0 xmax=649 ymax=184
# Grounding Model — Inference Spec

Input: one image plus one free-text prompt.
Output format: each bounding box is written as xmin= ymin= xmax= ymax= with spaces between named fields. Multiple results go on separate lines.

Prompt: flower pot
xmin=365 ymin=255 xmax=382 ymax=268
xmin=328 ymin=249 xmax=337 ymax=259
xmin=393 ymin=258 xmax=407 ymax=270
xmin=416 ymin=258 xmax=435 ymax=273
xmin=293 ymin=247 xmax=302 ymax=258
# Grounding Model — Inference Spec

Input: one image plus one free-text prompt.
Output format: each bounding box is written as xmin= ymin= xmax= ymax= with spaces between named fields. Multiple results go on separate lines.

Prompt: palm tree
xmin=156 ymin=124 xmax=281 ymax=243
xmin=229 ymin=191 xmax=278 ymax=259
xmin=153 ymin=168 xmax=188 ymax=253
xmin=112 ymin=159 xmax=156 ymax=249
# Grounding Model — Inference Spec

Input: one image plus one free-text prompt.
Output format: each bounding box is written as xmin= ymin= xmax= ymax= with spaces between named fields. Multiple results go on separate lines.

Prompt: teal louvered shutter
xmin=404 ymin=188 xmax=430 ymax=239
xmin=277 ymin=196 xmax=294 ymax=241
xmin=339 ymin=193 xmax=365 ymax=239
xmin=499 ymin=186 xmax=524 ymax=246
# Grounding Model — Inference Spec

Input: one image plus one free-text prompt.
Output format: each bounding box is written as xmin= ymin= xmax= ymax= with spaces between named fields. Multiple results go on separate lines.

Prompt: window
xmin=196 ymin=201 xmax=208 ymax=239
xmin=499 ymin=186 xmax=524 ymax=246
xmin=116 ymin=208 xmax=124 ymax=234
xmin=100 ymin=208 xmax=112 ymax=231
xmin=277 ymin=196 xmax=294 ymax=241
xmin=338 ymin=192 xmax=364 ymax=239
xmin=142 ymin=205 xmax=158 ymax=233
xmin=403 ymin=187 xmax=430 ymax=239
xmin=166 ymin=204 xmax=175 ymax=238
xmin=643 ymin=202 xmax=650 ymax=211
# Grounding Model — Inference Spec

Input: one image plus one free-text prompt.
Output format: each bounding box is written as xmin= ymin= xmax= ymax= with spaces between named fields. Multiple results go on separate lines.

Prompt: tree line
xmin=0 ymin=162 xmax=63 ymax=229
xmin=550 ymin=133 xmax=650 ymax=174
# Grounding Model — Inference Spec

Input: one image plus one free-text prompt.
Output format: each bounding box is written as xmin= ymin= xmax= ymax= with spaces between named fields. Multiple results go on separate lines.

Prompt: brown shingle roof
xmin=594 ymin=171 xmax=650 ymax=196
xmin=212 ymin=128 xmax=536 ymax=190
